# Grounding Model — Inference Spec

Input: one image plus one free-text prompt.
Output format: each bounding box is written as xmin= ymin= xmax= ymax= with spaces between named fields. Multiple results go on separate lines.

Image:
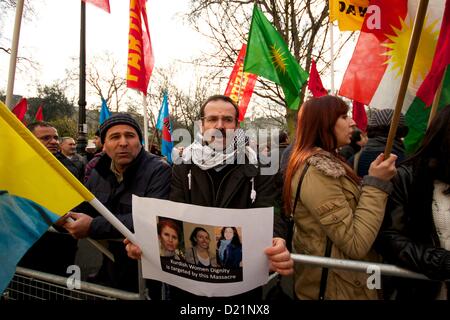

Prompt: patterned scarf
xmin=182 ymin=129 xmax=258 ymax=170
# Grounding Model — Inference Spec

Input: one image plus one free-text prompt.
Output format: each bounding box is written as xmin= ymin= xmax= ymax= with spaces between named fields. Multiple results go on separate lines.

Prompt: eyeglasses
xmin=36 ymin=135 xmax=59 ymax=142
xmin=201 ymin=115 xmax=236 ymax=124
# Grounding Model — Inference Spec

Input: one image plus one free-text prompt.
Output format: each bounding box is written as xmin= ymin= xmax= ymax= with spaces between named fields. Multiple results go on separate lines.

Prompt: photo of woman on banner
xmin=216 ymin=226 xmax=242 ymax=268
xmin=185 ymin=227 xmax=218 ymax=267
xmin=158 ymin=218 xmax=184 ymax=261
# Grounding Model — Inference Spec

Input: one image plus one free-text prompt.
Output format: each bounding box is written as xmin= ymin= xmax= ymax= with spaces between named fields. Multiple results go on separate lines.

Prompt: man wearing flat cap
xmin=63 ymin=113 xmax=171 ymax=294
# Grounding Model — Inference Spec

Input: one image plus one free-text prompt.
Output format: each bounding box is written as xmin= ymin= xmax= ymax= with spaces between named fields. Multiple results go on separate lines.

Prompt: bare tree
xmin=86 ymin=53 xmax=127 ymax=112
xmin=146 ymin=65 xmax=213 ymax=138
xmin=0 ymin=0 xmax=38 ymax=71
xmin=66 ymin=52 xmax=127 ymax=112
xmin=186 ymin=0 xmax=354 ymax=135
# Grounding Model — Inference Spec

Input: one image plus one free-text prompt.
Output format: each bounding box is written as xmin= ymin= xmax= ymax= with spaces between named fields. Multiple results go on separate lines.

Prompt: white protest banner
xmin=132 ymin=196 xmax=273 ymax=297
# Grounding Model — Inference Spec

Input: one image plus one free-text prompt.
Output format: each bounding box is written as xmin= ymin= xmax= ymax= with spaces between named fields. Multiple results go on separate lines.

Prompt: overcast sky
xmin=0 ymin=0 xmax=210 ymax=103
xmin=1 ymin=0 xmax=354 ymax=116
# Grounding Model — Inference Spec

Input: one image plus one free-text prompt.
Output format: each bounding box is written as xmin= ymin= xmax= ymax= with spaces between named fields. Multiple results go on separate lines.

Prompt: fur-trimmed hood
xmin=307 ymin=151 xmax=346 ymax=179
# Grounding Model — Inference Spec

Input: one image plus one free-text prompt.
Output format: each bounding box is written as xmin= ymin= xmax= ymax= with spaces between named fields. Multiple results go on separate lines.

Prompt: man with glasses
xmin=18 ymin=121 xmax=79 ymax=277
xmin=125 ymin=95 xmax=293 ymax=300
xmin=27 ymin=122 xmax=83 ymax=181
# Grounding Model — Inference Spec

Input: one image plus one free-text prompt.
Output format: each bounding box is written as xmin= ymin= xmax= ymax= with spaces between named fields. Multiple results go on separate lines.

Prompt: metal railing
xmin=2 ymin=267 xmax=142 ymax=301
xmin=291 ymin=254 xmax=432 ymax=281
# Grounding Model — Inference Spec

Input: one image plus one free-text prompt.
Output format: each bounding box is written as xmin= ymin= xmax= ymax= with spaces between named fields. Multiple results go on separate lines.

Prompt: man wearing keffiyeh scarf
xmin=124 ymin=95 xmax=293 ymax=300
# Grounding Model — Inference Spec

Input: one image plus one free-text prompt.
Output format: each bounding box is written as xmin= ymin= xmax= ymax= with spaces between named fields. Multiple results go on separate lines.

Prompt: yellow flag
xmin=329 ymin=0 xmax=369 ymax=31
xmin=0 ymin=100 xmax=94 ymax=215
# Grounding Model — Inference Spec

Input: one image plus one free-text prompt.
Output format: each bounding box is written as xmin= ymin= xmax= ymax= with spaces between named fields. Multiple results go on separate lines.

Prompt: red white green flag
xmin=339 ymin=0 xmax=446 ymax=113
xmin=404 ymin=0 xmax=450 ymax=153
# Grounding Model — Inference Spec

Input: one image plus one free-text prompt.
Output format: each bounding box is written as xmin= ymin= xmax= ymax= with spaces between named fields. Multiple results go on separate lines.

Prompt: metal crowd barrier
xmin=3 ymin=255 xmax=437 ymax=301
xmin=291 ymin=254 xmax=432 ymax=281
xmin=2 ymin=267 xmax=142 ymax=301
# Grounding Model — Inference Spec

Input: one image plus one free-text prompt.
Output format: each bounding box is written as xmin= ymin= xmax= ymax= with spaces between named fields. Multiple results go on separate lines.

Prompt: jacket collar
xmin=307 ymin=150 xmax=346 ymax=178
xmin=97 ymin=148 xmax=146 ymax=180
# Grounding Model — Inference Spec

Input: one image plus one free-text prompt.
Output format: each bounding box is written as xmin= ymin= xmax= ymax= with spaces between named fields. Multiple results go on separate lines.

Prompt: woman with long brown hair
xmin=284 ymin=95 xmax=397 ymax=300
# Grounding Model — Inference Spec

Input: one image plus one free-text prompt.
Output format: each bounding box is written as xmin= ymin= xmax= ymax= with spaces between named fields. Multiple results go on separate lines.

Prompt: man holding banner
xmin=125 ymin=95 xmax=293 ymax=299
xmin=63 ymin=114 xmax=171 ymax=294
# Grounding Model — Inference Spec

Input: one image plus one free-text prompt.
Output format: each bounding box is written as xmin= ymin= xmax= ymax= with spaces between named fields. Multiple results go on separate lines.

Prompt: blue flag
xmin=156 ymin=93 xmax=173 ymax=163
xmin=156 ymin=93 xmax=168 ymax=131
xmin=0 ymin=191 xmax=60 ymax=294
xmin=99 ymin=98 xmax=112 ymax=125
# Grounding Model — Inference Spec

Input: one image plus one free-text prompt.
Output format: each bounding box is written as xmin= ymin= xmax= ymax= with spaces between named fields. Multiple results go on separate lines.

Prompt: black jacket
xmin=351 ymin=136 xmax=406 ymax=177
xmin=55 ymin=152 xmax=84 ymax=182
xmin=170 ymin=163 xmax=276 ymax=209
xmin=77 ymin=148 xmax=171 ymax=292
xmin=375 ymin=165 xmax=450 ymax=300
xmin=169 ymin=161 xmax=277 ymax=300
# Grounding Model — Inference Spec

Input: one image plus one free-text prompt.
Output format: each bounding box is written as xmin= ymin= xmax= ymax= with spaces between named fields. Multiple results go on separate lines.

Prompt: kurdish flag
xmin=339 ymin=0 xmax=446 ymax=113
xmin=405 ymin=0 xmax=450 ymax=153
xmin=244 ymin=5 xmax=308 ymax=110
xmin=0 ymin=100 xmax=95 ymax=294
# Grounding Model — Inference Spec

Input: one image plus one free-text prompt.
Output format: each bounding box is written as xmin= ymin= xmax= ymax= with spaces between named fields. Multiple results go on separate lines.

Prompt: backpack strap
xmin=291 ymin=162 xmax=332 ymax=300
xmin=291 ymin=163 xmax=311 ymax=216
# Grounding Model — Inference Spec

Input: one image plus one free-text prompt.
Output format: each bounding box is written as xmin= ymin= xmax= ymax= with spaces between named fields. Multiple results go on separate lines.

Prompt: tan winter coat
xmin=291 ymin=150 xmax=389 ymax=300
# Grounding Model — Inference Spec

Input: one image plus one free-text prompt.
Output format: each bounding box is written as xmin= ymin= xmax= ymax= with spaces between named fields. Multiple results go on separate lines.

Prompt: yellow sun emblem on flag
xmin=271 ymin=44 xmax=287 ymax=73
xmin=382 ymin=17 xmax=439 ymax=84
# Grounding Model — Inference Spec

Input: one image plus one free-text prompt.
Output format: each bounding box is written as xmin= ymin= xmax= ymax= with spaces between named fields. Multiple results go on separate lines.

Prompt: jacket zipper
xmin=214 ymin=166 xmax=241 ymax=206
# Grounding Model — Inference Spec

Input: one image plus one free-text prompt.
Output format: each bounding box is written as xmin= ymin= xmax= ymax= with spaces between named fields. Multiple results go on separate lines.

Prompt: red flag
xmin=82 ymin=0 xmax=110 ymax=13
xmin=35 ymin=105 xmax=44 ymax=121
xmin=307 ymin=59 xmax=327 ymax=97
xmin=224 ymin=44 xmax=257 ymax=121
xmin=352 ymin=100 xmax=367 ymax=132
xmin=126 ymin=0 xmax=154 ymax=95
xmin=416 ymin=0 xmax=450 ymax=107
xmin=12 ymin=98 xmax=28 ymax=124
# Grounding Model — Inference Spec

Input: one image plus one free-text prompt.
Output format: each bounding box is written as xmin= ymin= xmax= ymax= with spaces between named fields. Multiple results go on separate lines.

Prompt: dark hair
xmin=279 ymin=131 xmax=289 ymax=144
xmin=367 ymin=125 xmax=409 ymax=139
xmin=406 ymin=105 xmax=450 ymax=184
xmin=400 ymin=105 xmax=450 ymax=238
xmin=27 ymin=121 xmax=54 ymax=133
xmin=157 ymin=219 xmax=181 ymax=238
xmin=283 ymin=96 xmax=360 ymax=214
xmin=217 ymin=226 xmax=241 ymax=247
xmin=349 ymin=129 xmax=363 ymax=153
xmin=199 ymin=95 xmax=239 ymax=123
xmin=189 ymin=227 xmax=209 ymax=247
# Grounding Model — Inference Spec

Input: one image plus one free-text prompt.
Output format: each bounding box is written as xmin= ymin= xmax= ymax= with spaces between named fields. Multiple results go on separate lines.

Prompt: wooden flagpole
xmin=384 ymin=0 xmax=429 ymax=158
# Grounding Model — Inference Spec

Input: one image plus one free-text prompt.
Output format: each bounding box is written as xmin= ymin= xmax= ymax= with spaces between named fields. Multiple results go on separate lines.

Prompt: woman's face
xmin=224 ymin=227 xmax=234 ymax=240
xmin=334 ymin=114 xmax=353 ymax=148
xmin=195 ymin=230 xmax=210 ymax=250
xmin=160 ymin=226 xmax=179 ymax=252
